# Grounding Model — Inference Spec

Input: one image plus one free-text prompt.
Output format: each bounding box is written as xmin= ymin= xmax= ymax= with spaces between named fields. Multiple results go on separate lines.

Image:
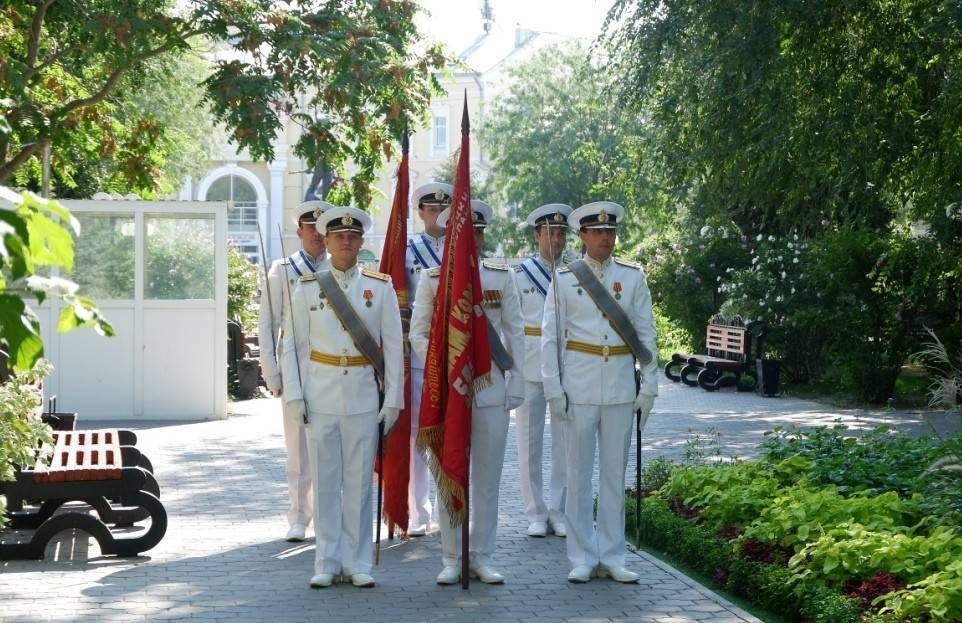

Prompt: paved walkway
xmin=1 ymin=379 xmax=955 ymax=623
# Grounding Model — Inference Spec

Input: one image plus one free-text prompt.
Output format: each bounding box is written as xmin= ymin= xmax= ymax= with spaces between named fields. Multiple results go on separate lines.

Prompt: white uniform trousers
xmin=307 ymin=410 xmax=378 ymax=575
xmin=438 ymin=405 xmax=509 ymax=567
xmin=408 ymin=367 xmax=435 ymax=530
xmin=516 ymin=380 xmax=567 ymax=525
xmin=282 ymin=398 xmax=312 ymax=528
xmin=564 ymin=403 xmax=633 ymax=570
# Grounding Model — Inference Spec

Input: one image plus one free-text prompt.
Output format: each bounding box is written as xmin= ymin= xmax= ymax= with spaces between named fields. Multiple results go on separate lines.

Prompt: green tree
xmin=1 ymin=187 xmax=113 ymax=372
xmin=0 ymin=1 xmax=447 ymax=207
xmin=482 ymin=41 xmax=668 ymax=247
xmin=603 ymin=0 xmax=962 ymax=236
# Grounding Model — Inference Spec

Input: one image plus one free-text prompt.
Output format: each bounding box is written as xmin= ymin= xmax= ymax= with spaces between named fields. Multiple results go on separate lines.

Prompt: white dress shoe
xmin=469 ymin=564 xmax=505 ymax=584
xmin=567 ymin=565 xmax=593 ymax=583
xmin=526 ymin=521 xmax=548 ymax=537
xmin=309 ymin=573 xmax=334 ymax=588
xmin=550 ymin=521 xmax=566 ymax=538
xmin=596 ymin=565 xmax=640 ymax=583
xmin=436 ymin=565 xmax=461 ymax=585
xmin=408 ymin=524 xmax=427 ymax=537
xmin=351 ymin=573 xmax=375 ymax=587
xmin=286 ymin=524 xmax=307 ymax=542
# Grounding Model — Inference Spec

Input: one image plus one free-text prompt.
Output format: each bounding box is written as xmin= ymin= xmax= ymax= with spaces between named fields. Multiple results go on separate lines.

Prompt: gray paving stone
xmin=5 ymin=381 xmax=941 ymax=622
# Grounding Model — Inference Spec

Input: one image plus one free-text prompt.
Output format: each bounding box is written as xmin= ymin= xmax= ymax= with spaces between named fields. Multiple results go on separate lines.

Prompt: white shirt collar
xmin=584 ymin=254 xmax=612 ymax=276
xmin=330 ymin=263 xmax=358 ymax=285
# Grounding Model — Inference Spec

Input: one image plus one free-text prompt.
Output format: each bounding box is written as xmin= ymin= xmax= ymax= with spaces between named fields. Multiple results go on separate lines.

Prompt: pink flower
xmin=169 ymin=268 xmax=177 ymax=276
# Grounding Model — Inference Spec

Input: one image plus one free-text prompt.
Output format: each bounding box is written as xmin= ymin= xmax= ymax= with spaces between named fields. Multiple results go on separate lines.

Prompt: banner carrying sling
xmin=567 ymin=259 xmax=653 ymax=365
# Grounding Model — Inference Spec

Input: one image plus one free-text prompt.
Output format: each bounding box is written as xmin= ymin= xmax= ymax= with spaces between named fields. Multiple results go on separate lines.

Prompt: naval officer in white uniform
xmin=404 ymin=182 xmax=452 ymax=535
xmin=541 ymin=201 xmax=658 ymax=584
xmin=280 ymin=207 xmax=404 ymax=589
xmin=514 ymin=203 xmax=579 ymax=539
xmin=258 ymin=200 xmax=333 ymax=542
xmin=409 ymin=200 xmax=525 ymax=585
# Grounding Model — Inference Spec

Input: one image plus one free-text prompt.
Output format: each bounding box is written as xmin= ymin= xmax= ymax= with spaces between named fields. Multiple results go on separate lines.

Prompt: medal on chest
xmin=363 ymin=289 xmax=373 ymax=307
xmin=614 ymin=281 xmax=622 ymax=300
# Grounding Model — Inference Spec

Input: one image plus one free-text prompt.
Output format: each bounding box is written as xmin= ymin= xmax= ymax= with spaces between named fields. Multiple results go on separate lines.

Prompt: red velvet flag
xmin=417 ymin=96 xmax=491 ymax=527
xmin=375 ymin=133 xmax=412 ymax=535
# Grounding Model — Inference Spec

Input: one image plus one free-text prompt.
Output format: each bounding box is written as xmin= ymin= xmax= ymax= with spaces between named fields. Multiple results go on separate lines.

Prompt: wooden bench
xmin=664 ymin=316 xmax=765 ymax=392
xmin=0 ymin=428 xmax=166 ymax=560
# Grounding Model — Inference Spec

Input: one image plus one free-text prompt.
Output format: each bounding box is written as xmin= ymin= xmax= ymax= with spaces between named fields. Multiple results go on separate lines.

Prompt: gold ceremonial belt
xmin=565 ymin=340 xmax=632 ymax=362
xmin=310 ymin=350 xmax=369 ymax=367
xmin=524 ymin=326 xmax=542 ymax=336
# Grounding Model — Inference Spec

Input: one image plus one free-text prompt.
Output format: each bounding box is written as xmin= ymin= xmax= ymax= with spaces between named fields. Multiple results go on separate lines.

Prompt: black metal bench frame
xmin=664 ymin=316 xmax=766 ymax=392
xmin=1 ymin=426 xmax=167 ymax=560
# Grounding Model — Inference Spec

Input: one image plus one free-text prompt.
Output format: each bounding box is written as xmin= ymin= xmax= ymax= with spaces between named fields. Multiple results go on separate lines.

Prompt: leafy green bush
xmin=640 ymin=456 xmax=675 ymax=490
xmin=0 ymin=360 xmax=53 ymax=528
xmin=761 ymin=425 xmax=941 ymax=497
xmin=663 ymin=456 xmax=810 ymax=529
xmin=742 ymin=487 xmax=920 ymax=550
xmin=643 ymin=221 xmax=752 ymax=351
xmin=880 ymin=559 xmax=962 ymax=622
xmin=227 ymin=243 xmax=259 ymax=334
xmin=790 ymin=525 xmax=962 ymax=589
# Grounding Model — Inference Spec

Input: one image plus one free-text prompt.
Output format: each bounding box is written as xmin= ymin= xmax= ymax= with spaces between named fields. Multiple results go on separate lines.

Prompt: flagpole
xmin=460 ymin=92 xmax=471 ymax=590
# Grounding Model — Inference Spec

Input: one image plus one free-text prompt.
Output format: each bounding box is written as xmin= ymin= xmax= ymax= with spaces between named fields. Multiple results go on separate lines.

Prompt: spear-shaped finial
xmin=402 ymin=122 xmax=409 ymax=155
xmin=461 ymin=89 xmax=470 ymax=133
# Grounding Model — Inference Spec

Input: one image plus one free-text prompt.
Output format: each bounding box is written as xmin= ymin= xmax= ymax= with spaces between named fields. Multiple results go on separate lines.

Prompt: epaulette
xmin=482 ymin=260 xmax=509 ymax=271
xmin=299 ymin=274 xmax=316 ymax=282
xmin=426 ymin=267 xmax=441 ymax=278
xmin=557 ymin=266 xmax=571 ymax=274
xmin=615 ymin=257 xmax=641 ymax=270
xmin=361 ymin=268 xmax=390 ymax=282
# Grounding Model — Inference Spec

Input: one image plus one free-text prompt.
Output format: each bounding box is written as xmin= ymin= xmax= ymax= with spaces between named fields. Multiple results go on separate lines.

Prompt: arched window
xmin=205 ymin=175 xmax=258 ymax=233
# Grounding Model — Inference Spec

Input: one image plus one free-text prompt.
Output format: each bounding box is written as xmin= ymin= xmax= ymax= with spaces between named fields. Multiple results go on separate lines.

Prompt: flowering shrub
xmin=641 ymin=221 xmax=751 ymax=351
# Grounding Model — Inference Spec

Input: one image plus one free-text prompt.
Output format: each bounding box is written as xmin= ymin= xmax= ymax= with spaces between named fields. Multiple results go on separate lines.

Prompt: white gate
xmin=37 ymin=200 xmax=228 ymax=420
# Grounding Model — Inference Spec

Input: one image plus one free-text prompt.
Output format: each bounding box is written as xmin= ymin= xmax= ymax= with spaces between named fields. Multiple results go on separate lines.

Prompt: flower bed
xmin=629 ymin=425 xmax=962 ymax=622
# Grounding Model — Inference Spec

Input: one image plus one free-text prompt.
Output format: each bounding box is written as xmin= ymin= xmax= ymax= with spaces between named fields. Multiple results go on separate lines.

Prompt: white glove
xmin=547 ymin=394 xmax=570 ymax=420
xmin=634 ymin=393 xmax=655 ymax=428
xmin=378 ymin=406 xmax=401 ymax=434
xmin=505 ymin=395 xmax=524 ymax=411
xmin=266 ymin=374 xmax=282 ymax=396
xmin=288 ymin=399 xmax=307 ymax=424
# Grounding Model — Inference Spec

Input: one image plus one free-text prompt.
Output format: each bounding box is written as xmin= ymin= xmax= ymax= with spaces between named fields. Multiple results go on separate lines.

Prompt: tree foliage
xmin=1 ymin=187 xmax=113 ymax=372
xmin=603 ymin=0 xmax=962 ymax=236
xmin=482 ymin=41 xmax=668 ymax=246
xmin=0 ymin=0 xmax=447 ymax=207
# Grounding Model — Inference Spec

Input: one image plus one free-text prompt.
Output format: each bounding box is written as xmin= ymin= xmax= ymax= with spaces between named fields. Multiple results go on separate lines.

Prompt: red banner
xmin=376 ymin=136 xmax=411 ymax=535
xmin=417 ymin=99 xmax=491 ymax=527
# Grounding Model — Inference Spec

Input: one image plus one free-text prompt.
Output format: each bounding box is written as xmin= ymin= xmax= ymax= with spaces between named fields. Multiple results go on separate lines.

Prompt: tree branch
xmin=0 ymin=142 xmax=43 ymax=185
xmin=23 ymin=44 xmax=81 ymax=83
xmin=53 ymin=35 xmax=197 ymax=119
xmin=26 ymin=0 xmax=58 ymax=70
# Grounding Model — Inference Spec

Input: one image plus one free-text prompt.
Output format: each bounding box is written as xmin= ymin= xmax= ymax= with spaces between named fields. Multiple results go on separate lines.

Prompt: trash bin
xmin=756 ymin=359 xmax=781 ymax=396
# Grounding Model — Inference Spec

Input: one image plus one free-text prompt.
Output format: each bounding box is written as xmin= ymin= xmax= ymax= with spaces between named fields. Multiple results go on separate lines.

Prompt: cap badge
xmin=341 ymin=215 xmax=353 ymax=226
xmin=598 ymin=209 xmax=609 ymax=223
xmin=553 ymin=212 xmax=564 ymax=222
xmin=434 ymin=190 xmax=445 ymax=200
xmin=313 ymin=206 xmax=323 ymax=220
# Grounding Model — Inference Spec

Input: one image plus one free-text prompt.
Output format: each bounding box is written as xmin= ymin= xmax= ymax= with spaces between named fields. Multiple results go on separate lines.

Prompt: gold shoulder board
xmin=361 ymin=268 xmax=390 ymax=282
xmin=614 ymin=257 xmax=641 ymax=270
xmin=426 ymin=267 xmax=441 ymax=278
xmin=298 ymin=274 xmax=316 ymax=282
xmin=482 ymin=260 xmax=509 ymax=271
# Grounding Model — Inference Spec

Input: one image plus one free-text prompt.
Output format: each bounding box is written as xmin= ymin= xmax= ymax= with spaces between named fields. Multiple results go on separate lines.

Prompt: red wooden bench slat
xmin=32 ymin=429 xmax=124 ymax=483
